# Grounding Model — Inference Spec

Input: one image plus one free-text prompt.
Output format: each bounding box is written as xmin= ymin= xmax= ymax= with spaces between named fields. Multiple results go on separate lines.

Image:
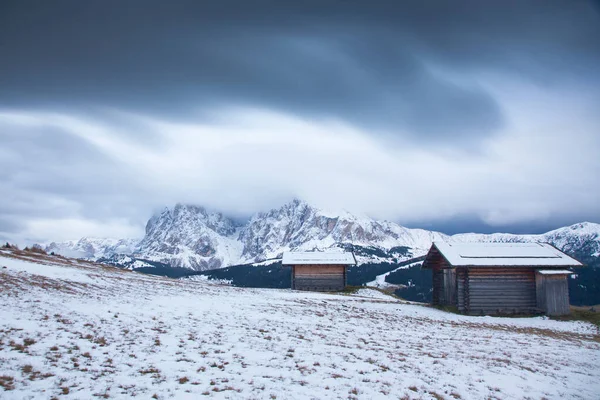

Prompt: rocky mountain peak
xmin=43 ymin=201 xmax=600 ymax=272
xmin=564 ymin=222 xmax=599 ymax=234
xmin=146 ymin=204 xmax=239 ymax=238
xmin=135 ymin=204 xmax=243 ymax=270
xmin=236 ymin=200 xmax=444 ymax=262
xmin=543 ymin=222 xmax=600 ymax=259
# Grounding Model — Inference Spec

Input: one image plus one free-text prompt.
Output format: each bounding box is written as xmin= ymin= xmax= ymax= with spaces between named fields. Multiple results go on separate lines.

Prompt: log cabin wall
xmin=425 ymin=246 xmax=454 ymax=306
xmin=292 ymin=264 xmax=346 ymax=291
xmin=456 ymin=268 xmax=468 ymax=312
xmin=463 ymin=267 xmax=537 ymax=315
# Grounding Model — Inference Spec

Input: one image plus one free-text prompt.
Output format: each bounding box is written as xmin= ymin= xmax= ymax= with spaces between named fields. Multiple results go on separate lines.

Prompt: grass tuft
xmin=0 ymin=375 xmax=16 ymax=390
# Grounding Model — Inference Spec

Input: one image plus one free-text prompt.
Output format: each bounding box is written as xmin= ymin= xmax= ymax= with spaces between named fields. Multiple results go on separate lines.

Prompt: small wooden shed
xmin=422 ymin=242 xmax=582 ymax=316
xmin=282 ymin=251 xmax=356 ymax=292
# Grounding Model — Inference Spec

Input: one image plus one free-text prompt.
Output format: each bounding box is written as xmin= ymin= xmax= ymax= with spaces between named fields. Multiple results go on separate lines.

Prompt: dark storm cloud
xmin=2 ymin=1 xmax=598 ymax=140
xmin=1 ymin=1 xmax=599 ymax=244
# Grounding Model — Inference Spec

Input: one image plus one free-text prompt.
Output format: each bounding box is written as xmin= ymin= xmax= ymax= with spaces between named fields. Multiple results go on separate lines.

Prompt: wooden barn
xmin=422 ymin=242 xmax=582 ymax=316
xmin=282 ymin=251 xmax=356 ymax=292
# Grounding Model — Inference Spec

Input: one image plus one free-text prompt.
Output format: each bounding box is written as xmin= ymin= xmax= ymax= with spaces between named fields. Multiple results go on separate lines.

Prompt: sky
xmin=1 ymin=0 xmax=599 ymax=244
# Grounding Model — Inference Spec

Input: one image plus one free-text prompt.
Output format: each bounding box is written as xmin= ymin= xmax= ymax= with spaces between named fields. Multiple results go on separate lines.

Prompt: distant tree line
xmin=196 ymin=262 xmax=292 ymax=288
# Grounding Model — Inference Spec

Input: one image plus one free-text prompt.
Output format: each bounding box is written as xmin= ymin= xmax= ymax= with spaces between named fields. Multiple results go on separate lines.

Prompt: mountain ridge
xmin=43 ymin=201 xmax=600 ymax=271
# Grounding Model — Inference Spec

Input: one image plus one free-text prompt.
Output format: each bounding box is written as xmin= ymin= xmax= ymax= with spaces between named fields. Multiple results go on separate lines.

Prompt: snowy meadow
xmin=1 ymin=249 xmax=599 ymax=399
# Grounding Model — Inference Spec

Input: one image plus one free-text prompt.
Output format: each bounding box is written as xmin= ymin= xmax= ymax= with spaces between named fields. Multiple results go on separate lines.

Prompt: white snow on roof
xmin=432 ymin=242 xmax=583 ymax=267
xmin=537 ymin=270 xmax=574 ymax=275
xmin=282 ymin=251 xmax=356 ymax=265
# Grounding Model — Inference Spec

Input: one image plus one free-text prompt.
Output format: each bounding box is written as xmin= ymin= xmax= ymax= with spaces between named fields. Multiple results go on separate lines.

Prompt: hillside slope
xmin=1 ymin=249 xmax=599 ymax=399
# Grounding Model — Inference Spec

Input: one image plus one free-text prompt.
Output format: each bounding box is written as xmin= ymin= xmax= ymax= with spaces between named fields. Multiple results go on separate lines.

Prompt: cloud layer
xmin=0 ymin=1 xmax=599 ymax=242
xmin=3 ymin=1 xmax=599 ymax=136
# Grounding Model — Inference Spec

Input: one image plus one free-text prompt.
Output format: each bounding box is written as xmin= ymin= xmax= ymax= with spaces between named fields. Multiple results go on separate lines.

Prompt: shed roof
xmin=282 ymin=251 xmax=356 ymax=265
xmin=423 ymin=242 xmax=583 ymax=268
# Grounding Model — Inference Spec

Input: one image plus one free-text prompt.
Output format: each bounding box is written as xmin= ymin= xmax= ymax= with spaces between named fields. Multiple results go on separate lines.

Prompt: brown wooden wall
xmin=456 ymin=268 xmax=468 ymax=312
xmin=425 ymin=246 xmax=454 ymax=306
xmin=458 ymin=267 xmax=537 ymax=315
xmin=536 ymin=274 xmax=570 ymax=316
xmin=292 ymin=264 xmax=346 ymax=291
xmin=443 ymin=269 xmax=457 ymax=305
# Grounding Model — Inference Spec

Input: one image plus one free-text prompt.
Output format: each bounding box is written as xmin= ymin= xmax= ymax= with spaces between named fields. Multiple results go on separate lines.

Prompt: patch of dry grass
xmin=552 ymin=306 xmax=600 ymax=329
xmin=0 ymin=375 xmax=15 ymax=390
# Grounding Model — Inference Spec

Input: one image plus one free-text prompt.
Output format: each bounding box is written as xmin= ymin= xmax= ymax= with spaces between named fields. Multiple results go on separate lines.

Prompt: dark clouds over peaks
xmin=1 ymin=1 xmax=598 ymax=141
xmin=0 ymin=1 xmax=599 ymax=243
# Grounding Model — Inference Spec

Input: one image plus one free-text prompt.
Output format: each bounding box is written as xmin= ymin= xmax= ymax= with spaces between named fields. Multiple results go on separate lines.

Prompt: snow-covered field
xmin=1 ymin=250 xmax=599 ymax=399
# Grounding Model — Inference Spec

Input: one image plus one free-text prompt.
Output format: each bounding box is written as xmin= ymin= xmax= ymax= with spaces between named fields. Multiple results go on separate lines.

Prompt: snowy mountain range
xmin=45 ymin=237 xmax=139 ymax=260
xmin=43 ymin=200 xmax=600 ymax=271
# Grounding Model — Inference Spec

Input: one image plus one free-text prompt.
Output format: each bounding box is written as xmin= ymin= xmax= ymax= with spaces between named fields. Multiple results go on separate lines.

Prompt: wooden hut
xmin=422 ymin=242 xmax=582 ymax=316
xmin=282 ymin=251 xmax=356 ymax=292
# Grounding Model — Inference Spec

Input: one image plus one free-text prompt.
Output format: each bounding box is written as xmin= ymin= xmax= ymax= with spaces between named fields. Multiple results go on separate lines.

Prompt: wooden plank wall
xmin=464 ymin=267 xmax=537 ymax=315
xmin=535 ymin=274 xmax=545 ymax=311
xmin=443 ymin=269 xmax=457 ymax=305
xmin=292 ymin=265 xmax=346 ymax=291
xmin=536 ymin=274 xmax=570 ymax=316
xmin=456 ymin=268 xmax=468 ymax=312
xmin=426 ymin=246 xmax=452 ymax=306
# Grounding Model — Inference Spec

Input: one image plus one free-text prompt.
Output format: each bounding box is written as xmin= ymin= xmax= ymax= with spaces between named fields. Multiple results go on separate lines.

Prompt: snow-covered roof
xmin=426 ymin=242 xmax=583 ymax=267
xmin=537 ymin=270 xmax=574 ymax=275
xmin=282 ymin=251 xmax=356 ymax=265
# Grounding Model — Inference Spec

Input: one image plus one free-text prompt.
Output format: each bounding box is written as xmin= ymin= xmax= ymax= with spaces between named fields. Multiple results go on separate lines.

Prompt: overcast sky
xmin=1 ymin=0 xmax=599 ymax=243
